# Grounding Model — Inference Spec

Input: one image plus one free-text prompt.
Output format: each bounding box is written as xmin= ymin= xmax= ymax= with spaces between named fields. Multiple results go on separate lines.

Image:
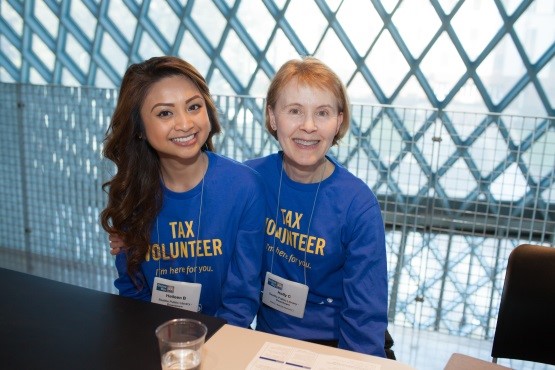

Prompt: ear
xmin=335 ymin=112 xmax=344 ymax=135
xmin=268 ymin=107 xmax=277 ymax=131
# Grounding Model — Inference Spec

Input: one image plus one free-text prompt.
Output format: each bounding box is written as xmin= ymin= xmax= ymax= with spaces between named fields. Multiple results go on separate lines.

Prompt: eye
xmin=156 ymin=110 xmax=173 ymax=118
xmin=187 ymin=97 xmax=206 ymax=113
xmin=315 ymin=109 xmax=330 ymax=118
xmin=188 ymin=103 xmax=202 ymax=112
xmin=288 ymin=108 xmax=303 ymax=115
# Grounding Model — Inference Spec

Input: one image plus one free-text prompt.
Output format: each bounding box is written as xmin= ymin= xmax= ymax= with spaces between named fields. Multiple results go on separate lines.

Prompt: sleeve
xmin=338 ymin=189 xmax=388 ymax=356
xmin=215 ymin=174 xmax=266 ymax=327
xmin=114 ymin=252 xmax=151 ymax=302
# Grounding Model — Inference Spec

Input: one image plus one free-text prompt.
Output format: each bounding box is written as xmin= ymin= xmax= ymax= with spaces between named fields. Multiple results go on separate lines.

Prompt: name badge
xmin=151 ymin=276 xmax=201 ymax=312
xmin=262 ymin=271 xmax=308 ymax=318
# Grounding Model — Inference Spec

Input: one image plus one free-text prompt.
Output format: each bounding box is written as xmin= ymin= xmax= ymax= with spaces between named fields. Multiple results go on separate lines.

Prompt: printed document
xmin=246 ymin=342 xmax=381 ymax=369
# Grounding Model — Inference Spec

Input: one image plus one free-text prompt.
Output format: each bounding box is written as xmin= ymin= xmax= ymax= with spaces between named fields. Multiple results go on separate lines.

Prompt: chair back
xmin=491 ymin=244 xmax=555 ymax=366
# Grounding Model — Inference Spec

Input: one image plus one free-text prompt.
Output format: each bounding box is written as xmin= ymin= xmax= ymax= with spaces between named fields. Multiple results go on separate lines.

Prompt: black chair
xmin=384 ymin=329 xmax=396 ymax=360
xmin=491 ymin=244 xmax=555 ymax=366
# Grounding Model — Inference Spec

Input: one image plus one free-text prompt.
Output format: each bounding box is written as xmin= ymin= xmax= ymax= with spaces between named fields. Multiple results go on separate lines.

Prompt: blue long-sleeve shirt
xmin=245 ymin=152 xmax=388 ymax=356
xmin=115 ymin=152 xmax=266 ymax=328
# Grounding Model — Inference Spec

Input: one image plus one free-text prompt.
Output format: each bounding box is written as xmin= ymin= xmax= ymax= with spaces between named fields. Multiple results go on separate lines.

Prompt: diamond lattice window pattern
xmin=1 ymin=0 xmax=553 ymax=116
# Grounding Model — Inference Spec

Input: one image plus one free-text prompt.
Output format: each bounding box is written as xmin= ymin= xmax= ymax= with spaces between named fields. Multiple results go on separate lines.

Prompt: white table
xmin=444 ymin=353 xmax=512 ymax=370
xmin=203 ymin=324 xmax=416 ymax=369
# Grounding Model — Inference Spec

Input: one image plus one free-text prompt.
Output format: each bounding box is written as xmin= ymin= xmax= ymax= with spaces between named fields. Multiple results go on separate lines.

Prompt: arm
xmin=114 ymin=252 xmax=152 ymax=302
xmin=215 ymin=179 xmax=266 ymax=328
xmin=339 ymin=192 xmax=388 ymax=356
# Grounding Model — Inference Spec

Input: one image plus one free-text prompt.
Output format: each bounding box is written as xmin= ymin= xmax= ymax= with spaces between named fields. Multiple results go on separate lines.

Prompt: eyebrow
xmin=150 ymin=94 xmax=203 ymax=112
xmin=282 ymin=103 xmax=335 ymax=111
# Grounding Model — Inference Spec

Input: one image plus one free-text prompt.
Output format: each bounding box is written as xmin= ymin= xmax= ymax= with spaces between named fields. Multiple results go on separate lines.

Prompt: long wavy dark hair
xmin=100 ymin=56 xmax=221 ymax=278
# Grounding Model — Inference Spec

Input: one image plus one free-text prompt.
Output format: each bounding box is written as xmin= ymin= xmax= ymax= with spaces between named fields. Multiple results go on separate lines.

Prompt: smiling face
xmin=269 ymin=78 xmax=343 ymax=176
xmin=140 ymin=75 xmax=210 ymax=166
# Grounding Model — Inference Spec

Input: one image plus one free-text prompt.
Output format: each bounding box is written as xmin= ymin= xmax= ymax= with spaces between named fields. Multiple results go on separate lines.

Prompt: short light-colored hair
xmin=265 ymin=57 xmax=350 ymax=146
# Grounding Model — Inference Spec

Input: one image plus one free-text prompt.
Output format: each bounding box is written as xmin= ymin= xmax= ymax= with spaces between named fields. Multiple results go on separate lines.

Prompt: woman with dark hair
xmin=245 ymin=57 xmax=389 ymax=356
xmin=101 ymin=56 xmax=265 ymax=328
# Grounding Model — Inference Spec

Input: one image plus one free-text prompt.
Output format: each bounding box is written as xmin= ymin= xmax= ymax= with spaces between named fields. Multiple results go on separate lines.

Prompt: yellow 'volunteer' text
xmin=265 ymin=218 xmax=325 ymax=255
xmin=145 ymin=239 xmax=223 ymax=261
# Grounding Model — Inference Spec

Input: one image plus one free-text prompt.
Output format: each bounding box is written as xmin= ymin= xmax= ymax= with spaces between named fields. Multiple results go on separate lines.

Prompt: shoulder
xmin=208 ymin=152 xmax=261 ymax=177
xmin=207 ymin=152 xmax=265 ymax=194
xmin=244 ymin=153 xmax=278 ymax=173
xmin=328 ymin=157 xmax=379 ymax=208
xmin=332 ymin=158 xmax=375 ymax=193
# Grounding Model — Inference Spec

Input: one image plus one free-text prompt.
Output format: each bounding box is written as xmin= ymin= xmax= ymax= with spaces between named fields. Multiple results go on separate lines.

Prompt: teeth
xmin=171 ymin=134 xmax=195 ymax=143
xmin=294 ymin=139 xmax=318 ymax=146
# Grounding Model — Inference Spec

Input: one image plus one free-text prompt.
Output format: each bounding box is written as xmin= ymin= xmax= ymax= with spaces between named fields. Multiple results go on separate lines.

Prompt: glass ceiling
xmin=1 ymin=0 xmax=554 ymax=117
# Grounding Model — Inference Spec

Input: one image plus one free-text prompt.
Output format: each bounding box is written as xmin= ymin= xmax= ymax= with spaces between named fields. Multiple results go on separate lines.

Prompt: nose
xmin=174 ymin=112 xmax=194 ymax=131
xmin=300 ymin=113 xmax=317 ymax=133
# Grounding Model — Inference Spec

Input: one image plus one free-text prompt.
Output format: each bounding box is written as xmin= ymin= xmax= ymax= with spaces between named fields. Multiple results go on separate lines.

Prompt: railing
xmin=1 ymin=82 xmax=553 ymax=340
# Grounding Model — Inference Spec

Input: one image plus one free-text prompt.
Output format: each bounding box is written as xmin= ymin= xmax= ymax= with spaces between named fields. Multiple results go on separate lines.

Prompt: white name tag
xmin=151 ymin=276 xmax=201 ymax=312
xmin=262 ymin=271 xmax=308 ymax=318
